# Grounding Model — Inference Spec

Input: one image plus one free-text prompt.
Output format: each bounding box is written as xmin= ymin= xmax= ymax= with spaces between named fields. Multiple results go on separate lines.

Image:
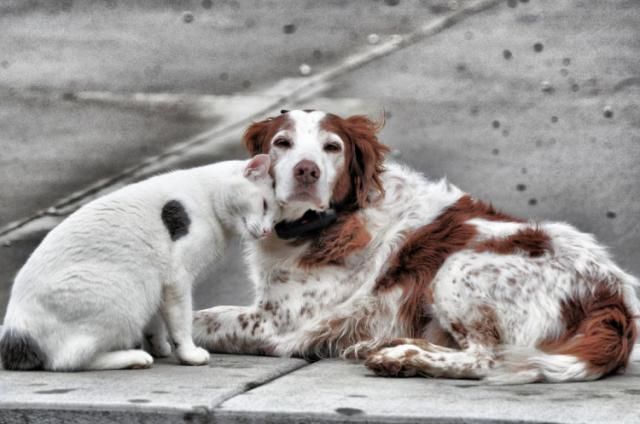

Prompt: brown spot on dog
xmin=204 ymin=314 xmax=222 ymax=331
xmin=269 ymin=269 xmax=290 ymax=284
xmin=375 ymin=195 xmax=519 ymax=336
xmin=207 ymin=319 xmax=221 ymax=334
xmin=474 ymin=227 xmax=552 ymax=258
xmin=299 ymin=213 xmax=371 ymax=267
xmin=263 ymin=302 xmax=274 ymax=312
xmin=469 ymin=305 xmax=501 ymax=346
xmin=404 ymin=349 xmax=420 ymax=359
xmin=450 ymin=321 xmax=467 ymax=338
xmin=424 ymin=321 xmax=459 ymax=349
xmin=238 ymin=314 xmax=249 ymax=330
xmin=538 ymin=281 xmax=637 ymax=377
xmin=251 ymin=321 xmax=261 ymax=336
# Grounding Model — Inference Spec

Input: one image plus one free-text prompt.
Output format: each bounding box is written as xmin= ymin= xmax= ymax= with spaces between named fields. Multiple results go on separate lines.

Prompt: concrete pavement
xmin=2 ymin=327 xmax=640 ymax=424
xmin=218 ymin=356 xmax=640 ymax=424
xmin=0 ymin=344 xmax=307 ymax=424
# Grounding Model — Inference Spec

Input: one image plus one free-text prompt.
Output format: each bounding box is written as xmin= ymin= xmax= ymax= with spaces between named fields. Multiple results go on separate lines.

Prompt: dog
xmin=193 ymin=109 xmax=639 ymax=383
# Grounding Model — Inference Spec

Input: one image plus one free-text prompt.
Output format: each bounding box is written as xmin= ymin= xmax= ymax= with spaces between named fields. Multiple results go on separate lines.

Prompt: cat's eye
xmin=273 ymin=137 xmax=292 ymax=149
xmin=263 ymin=198 xmax=268 ymax=213
xmin=324 ymin=141 xmax=342 ymax=153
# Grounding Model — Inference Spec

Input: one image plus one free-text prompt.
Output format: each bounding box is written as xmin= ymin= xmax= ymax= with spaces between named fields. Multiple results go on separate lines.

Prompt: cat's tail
xmin=0 ymin=328 xmax=46 ymax=370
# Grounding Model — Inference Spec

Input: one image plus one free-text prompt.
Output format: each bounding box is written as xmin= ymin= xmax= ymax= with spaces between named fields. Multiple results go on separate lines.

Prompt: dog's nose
xmin=293 ymin=160 xmax=320 ymax=185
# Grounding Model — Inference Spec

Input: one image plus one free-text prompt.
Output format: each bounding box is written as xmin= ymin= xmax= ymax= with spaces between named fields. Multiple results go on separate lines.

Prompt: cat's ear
xmin=243 ymin=154 xmax=271 ymax=181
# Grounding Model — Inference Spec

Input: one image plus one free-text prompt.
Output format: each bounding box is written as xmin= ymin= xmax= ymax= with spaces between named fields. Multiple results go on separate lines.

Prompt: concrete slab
xmin=0 ymin=0 xmax=460 ymax=95
xmin=0 ymin=88 xmax=214 ymax=228
xmin=216 ymin=356 xmax=640 ymax=424
xmin=0 ymin=351 xmax=307 ymax=424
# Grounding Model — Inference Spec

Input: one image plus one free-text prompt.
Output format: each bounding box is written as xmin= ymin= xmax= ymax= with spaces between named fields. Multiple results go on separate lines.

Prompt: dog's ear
xmin=339 ymin=115 xmax=389 ymax=209
xmin=243 ymin=116 xmax=279 ymax=155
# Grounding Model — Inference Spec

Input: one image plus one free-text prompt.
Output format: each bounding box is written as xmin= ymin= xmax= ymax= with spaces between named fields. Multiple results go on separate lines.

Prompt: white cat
xmin=0 ymin=154 xmax=277 ymax=371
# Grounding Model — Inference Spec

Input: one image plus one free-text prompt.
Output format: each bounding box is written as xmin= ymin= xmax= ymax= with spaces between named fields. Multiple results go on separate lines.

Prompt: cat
xmin=0 ymin=154 xmax=277 ymax=371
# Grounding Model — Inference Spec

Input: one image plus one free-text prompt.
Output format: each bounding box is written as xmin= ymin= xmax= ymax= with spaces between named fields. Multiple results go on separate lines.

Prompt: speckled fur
xmin=193 ymin=110 xmax=640 ymax=384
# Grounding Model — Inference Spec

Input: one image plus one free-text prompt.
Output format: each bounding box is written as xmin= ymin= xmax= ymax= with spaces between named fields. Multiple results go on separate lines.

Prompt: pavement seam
xmin=0 ymin=0 xmax=501 ymax=242
xmin=207 ymin=359 xmax=311 ymax=416
xmin=212 ymin=409 xmax=567 ymax=424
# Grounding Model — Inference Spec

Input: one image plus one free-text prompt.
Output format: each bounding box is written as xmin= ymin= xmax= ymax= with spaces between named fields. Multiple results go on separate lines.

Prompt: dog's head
xmin=243 ymin=110 xmax=389 ymax=221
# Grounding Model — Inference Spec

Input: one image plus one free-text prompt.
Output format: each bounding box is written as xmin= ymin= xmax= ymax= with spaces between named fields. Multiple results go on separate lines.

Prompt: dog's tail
xmin=487 ymin=285 xmax=637 ymax=384
xmin=0 ymin=328 xmax=46 ymax=370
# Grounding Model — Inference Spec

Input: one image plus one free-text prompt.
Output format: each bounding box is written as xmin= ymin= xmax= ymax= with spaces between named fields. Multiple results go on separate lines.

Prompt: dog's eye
xmin=324 ymin=142 xmax=342 ymax=153
xmin=273 ymin=137 xmax=292 ymax=149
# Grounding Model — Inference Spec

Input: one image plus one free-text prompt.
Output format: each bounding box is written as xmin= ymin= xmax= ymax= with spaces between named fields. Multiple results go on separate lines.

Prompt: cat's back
xmin=14 ymin=173 xmax=182 ymax=285
xmin=14 ymin=162 xmax=243 ymax=285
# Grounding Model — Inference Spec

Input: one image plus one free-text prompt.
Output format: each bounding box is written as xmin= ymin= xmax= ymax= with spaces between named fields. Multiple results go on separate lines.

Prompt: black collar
xmin=275 ymin=209 xmax=338 ymax=240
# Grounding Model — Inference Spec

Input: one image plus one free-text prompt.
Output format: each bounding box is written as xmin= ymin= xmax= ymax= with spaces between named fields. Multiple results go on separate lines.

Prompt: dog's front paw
xmin=365 ymin=345 xmax=419 ymax=377
xmin=176 ymin=346 xmax=210 ymax=366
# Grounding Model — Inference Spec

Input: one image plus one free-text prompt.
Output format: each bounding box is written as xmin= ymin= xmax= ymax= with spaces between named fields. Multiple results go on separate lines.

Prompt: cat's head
xmin=232 ymin=154 xmax=279 ymax=239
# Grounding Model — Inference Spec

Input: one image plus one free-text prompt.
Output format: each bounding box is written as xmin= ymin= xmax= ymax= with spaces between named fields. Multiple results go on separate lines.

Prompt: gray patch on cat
xmin=0 ymin=330 xmax=46 ymax=370
xmin=161 ymin=200 xmax=191 ymax=241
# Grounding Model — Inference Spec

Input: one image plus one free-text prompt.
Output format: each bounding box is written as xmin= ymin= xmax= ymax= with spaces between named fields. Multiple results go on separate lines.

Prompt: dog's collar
xmin=275 ymin=209 xmax=338 ymax=240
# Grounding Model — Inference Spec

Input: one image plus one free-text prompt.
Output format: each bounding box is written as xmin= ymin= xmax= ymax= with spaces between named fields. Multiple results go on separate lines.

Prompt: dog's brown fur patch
xmin=375 ymin=195 xmax=519 ymax=336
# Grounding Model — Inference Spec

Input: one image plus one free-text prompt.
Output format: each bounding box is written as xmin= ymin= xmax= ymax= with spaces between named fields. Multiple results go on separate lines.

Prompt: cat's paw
xmin=176 ymin=346 xmax=210 ymax=366
xmin=150 ymin=339 xmax=173 ymax=358
xmin=143 ymin=332 xmax=173 ymax=358
xmin=129 ymin=351 xmax=154 ymax=369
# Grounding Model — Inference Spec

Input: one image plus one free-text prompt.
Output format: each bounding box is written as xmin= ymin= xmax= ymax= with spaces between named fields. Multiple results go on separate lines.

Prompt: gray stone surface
xmin=1 ymin=325 xmax=639 ymax=424
xmin=0 ymin=351 xmax=307 ymax=424
xmin=0 ymin=88 xmax=214 ymax=227
xmin=216 ymin=356 xmax=640 ymax=424
xmin=0 ymin=0 xmax=454 ymax=95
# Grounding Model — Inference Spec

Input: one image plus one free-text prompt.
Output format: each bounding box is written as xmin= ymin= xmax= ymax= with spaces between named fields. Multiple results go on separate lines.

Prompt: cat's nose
xmin=261 ymin=228 xmax=272 ymax=238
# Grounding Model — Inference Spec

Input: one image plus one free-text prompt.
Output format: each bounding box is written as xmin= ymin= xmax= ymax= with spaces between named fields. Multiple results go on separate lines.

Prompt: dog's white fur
xmin=193 ymin=110 xmax=640 ymax=383
xmin=270 ymin=110 xmax=347 ymax=221
xmin=1 ymin=156 xmax=277 ymax=371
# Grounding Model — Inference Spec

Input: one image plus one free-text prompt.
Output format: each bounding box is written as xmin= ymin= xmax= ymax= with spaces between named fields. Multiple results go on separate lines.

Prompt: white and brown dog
xmin=193 ymin=110 xmax=639 ymax=384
